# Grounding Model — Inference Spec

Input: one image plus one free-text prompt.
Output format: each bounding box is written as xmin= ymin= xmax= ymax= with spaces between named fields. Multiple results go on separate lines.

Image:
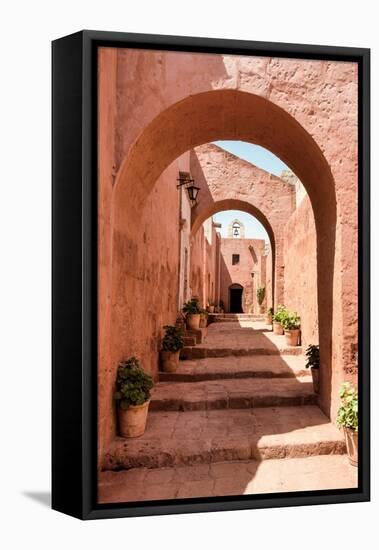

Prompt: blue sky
xmin=214 ymin=141 xmax=289 ymax=176
xmin=211 ymin=141 xmax=289 ymax=242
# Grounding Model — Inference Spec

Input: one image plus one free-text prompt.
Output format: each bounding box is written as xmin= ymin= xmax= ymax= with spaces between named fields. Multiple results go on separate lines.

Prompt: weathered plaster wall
xmin=178 ymin=186 xmax=192 ymax=310
xmin=190 ymin=219 xmax=220 ymax=307
xmin=99 ymin=47 xmax=358 ymax=465
xmin=220 ymin=238 xmax=267 ymax=313
xmin=98 ymin=49 xmax=193 ymax=462
xmin=265 ymin=248 xmax=273 ymax=311
xmin=190 ymin=143 xmax=296 ymax=306
xmin=283 ymin=196 xmax=318 ymax=351
xmin=99 ymin=161 xmax=183 ymax=462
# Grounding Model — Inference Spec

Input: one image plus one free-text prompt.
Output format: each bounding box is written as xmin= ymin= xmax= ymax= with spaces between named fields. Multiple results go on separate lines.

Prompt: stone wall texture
xmin=98 ymin=47 xmax=358 ymax=467
xmin=283 ymin=195 xmax=318 ymax=351
xmin=190 ymin=219 xmax=220 ymax=307
xmin=190 ymin=143 xmax=296 ymax=306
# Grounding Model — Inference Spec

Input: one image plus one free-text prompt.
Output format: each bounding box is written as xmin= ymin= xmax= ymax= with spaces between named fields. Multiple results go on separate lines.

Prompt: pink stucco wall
xmin=283 ymin=196 xmax=318 ymax=351
xmin=190 ymin=219 xmax=220 ymax=307
xmin=190 ymin=143 xmax=296 ymax=307
xmin=98 ymin=46 xmax=358 ymax=467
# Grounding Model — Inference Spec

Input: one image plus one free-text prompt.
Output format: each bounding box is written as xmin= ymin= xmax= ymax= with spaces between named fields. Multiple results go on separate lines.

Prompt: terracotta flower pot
xmin=343 ymin=427 xmax=358 ymax=466
xmin=208 ymin=306 xmax=215 ymax=313
xmin=160 ymin=350 xmax=180 ymax=373
xmin=265 ymin=314 xmax=272 ymax=325
xmin=118 ymin=400 xmax=150 ymax=438
xmin=259 ymin=305 xmax=265 ymax=314
xmin=273 ymin=321 xmax=284 ymax=335
xmin=311 ymin=367 xmax=319 ymax=393
xmin=186 ymin=313 xmax=201 ymax=330
xmin=285 ymin=329 xmax=300 ymax=346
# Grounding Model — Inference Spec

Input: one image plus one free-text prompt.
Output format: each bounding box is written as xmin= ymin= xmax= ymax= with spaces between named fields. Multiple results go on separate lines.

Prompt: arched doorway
xmin=229 ymin=283 xmax=243 ymax=313
xmin=190 ymin=199 xmax=275 ymax=316
xmin=101 ymin=88 xmax=339 ymax=460
xmin=191 ymin=198 xmax=275 ymax=311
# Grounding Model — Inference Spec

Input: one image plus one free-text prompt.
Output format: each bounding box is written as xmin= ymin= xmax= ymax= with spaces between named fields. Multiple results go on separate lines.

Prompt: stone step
xmin=150 ymin=377 xmax=317 ymax=411
xmin=210 ymin=313 xmax=265 ymax=323
xmin=160 ymin=355 xmax=309 ymax=382
xmin=182 ymin=336 xmax=197 ymax=346
xmin=104 ymin=406 xmax=346 ymax=470
xmin=99 ymin=454 xmax=357 ymax=503
xmin=180 ymin=345 xmax=302 ymax=359
xmin=185 ymin=327 xmax=207 ymax=344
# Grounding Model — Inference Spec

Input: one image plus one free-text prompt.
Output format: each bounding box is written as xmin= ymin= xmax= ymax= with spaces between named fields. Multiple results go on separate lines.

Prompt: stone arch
xmin=190 ymin=198 xmax=275 ymax=310
xmin=110 ymin=88 xmax=336 ymax=420
xmin=189 ymin=142 xmax=297 ymax=307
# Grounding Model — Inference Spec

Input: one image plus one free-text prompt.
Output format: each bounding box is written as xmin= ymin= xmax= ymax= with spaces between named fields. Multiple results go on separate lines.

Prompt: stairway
xmin=100 ymin=321 xmax=355 ymax=503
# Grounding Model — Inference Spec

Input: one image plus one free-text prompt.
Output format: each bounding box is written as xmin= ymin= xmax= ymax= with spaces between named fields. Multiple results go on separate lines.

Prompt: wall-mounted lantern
xmin=177 ymin=171 xmax=200 ymax=207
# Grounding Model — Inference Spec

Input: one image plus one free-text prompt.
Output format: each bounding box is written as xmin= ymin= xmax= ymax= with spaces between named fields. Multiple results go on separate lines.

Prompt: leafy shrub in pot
xmin=257 ymin=286 xmax=266 ymax=313
xmin=272 ymin=305 xmax=287 ymax=335
xmin=282 ymin=311 xmax=301 ymax=346
xmin=160 ymin=325 xmax=184 ymax=372
xmin=182 ymin=297 xmax=202 ymax=329
xmin=114 ymin=356 xmax=154 ymax=438
xmin=305 ymin=344 xmax=320 ymax=393
xmin=337 ymin=382 xmax=358 ymax=466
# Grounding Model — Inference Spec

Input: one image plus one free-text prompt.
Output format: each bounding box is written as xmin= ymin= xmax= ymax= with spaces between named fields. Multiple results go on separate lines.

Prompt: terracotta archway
xmin=190 ymin=197 xmax=275 ymax=310
xmin=189 ymin=142 xmax=296 ymax=307
xmin=104 ymin=89 xmax=336 ymax=464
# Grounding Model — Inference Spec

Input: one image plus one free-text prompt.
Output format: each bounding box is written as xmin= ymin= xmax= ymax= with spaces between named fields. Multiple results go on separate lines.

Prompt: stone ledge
xmin=160 ymin=355 xmax=308 ymax=382
xmin=103 ymin=406 xmax=346 ymax=471
xmin=150 ymin=377 xmax=317 ymax=411
xmin=180 ymin=346 xmax=302 ymax=359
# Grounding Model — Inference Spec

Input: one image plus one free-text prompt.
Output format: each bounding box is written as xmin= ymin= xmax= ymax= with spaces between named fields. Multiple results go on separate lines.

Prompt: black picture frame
xmin=52 ymin=30 xmax=370 ymax=520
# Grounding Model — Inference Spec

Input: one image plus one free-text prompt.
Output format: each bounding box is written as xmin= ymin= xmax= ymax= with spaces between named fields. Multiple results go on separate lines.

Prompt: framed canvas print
xmin=52 ymin=30 xmax=370 ymax=520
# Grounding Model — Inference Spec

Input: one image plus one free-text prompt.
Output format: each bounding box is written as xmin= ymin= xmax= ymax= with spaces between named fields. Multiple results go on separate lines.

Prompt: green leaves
xmin=257 ymin=286 xmax=266 ymax=305
xmin=336 ymin=382 xmax=358 ymax=431
xmin=182 ymin=298 xmax=202 ymax=315
xmin=282 ymin=311 xmax=301 ymax=330
xmin=114 ymin=356 xmax=154 ymax=408
xmin=272 ymin=306 xmax=300 ymax=329
xmin=305 ymin=344 xmax=320 ymax=369
xmin=273 ymin=305 xmax=287 ymax=323
xmin=161 ymin=324 xmax=184 ymax=352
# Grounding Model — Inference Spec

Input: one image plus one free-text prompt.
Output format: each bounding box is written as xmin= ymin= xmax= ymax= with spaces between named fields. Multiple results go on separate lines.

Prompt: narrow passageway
xmin=97 ymin=48 xmax=359 ymax=504
xmin=99 ymin=318 xmax=356 ymax=503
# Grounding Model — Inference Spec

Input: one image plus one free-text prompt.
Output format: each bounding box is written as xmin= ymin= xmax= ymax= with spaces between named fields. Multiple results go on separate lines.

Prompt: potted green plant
xmin=160 ymin=325 xmax=184 ymax=372
xmin=337 ymin=382 xmax=358 ymax=466
xmin=273 ymin=305 xmax=287 ymax=335
xmin=257 ymin=285 xmax=266 ymax=313
xmin=114 ymin=356 xmax=154 ymax=438
xmin=282 ymin=311 xmax=301 ymax=346
xmin=305 ymin=344 xmax=320 ymax=393
xmin=266 ymin=307 xmax=274 ymax=325
xmin=199 ymin=308 xmax=208 ymax=328
xmin=219 ymin=299 xmax=225 ymax=313
xmin=182 ymin=297 xmax=202 ymax=330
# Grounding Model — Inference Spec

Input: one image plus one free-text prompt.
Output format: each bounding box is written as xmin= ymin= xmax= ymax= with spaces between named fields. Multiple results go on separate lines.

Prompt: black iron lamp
xmin=177 ymin=171 xmax=200 ymax=206
xmin=186 ymin=182 xmax=200 ymax=206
